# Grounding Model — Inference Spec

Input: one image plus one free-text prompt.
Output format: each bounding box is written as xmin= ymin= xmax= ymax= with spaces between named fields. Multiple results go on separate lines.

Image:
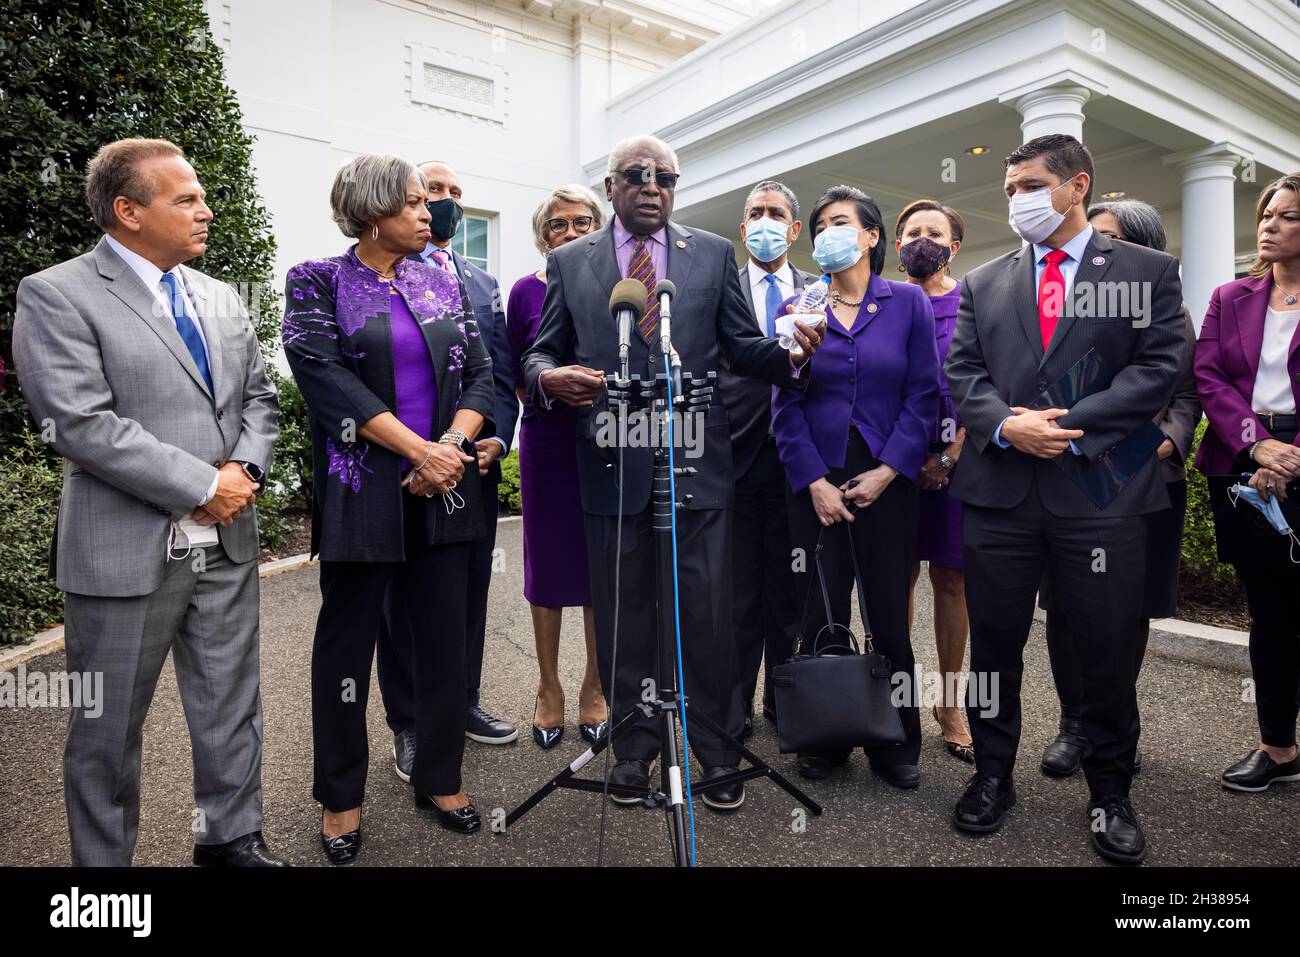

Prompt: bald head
xmin=418 ymin=161 xmax=462 ymax=204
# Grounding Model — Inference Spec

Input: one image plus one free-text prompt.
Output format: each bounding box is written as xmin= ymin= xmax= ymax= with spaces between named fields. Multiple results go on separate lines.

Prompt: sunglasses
xmin=545 ymin=216 xmax=595 ymax=235
xmin=614 ymin=168 xmax=680 ymax=190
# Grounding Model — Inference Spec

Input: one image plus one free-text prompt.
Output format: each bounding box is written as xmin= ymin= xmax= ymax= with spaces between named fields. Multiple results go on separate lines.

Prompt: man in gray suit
xmin=13 ymin=138 xmax=283 ymax=867
xmin=724 ymin=181 xmax=816 ymax=736
xmin=945 ymin=134 xmax=1184 ymax=864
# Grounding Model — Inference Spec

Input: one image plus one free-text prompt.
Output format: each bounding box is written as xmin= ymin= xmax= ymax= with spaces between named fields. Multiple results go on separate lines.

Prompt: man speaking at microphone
xmin=523 ymin=135 xmax=823 ymax=812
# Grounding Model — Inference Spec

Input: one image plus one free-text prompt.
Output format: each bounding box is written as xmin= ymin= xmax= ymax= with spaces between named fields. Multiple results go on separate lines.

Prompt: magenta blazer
xmin=1194 ymin=272 xmax=1300 ymax=476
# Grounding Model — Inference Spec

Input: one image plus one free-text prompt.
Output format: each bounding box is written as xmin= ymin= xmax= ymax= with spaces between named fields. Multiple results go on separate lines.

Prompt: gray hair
xmin=1086 ymin=198 xmax=1167 ymax=252
xmin=84 ymin=138 xmax=185 ymax=231
xmin=744 ymin=180 xmax=800 ymax=220
xmin=606 ymin=134 xmax=679 ymax=177
xmin=531 ymin=184 xmax=606 ymax=256
xmin=330 ymin=155 xmax=427 ymax=238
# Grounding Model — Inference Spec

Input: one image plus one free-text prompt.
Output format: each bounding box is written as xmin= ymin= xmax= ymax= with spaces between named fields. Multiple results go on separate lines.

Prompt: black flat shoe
xmin=1088 ymin=794 xmax=1147 ymax=864
xmin=320 ymin=828 xmax=361 ymax=866
xmin=608 ymin=759 xmax=653 ymax=805
xmin=393 ymin=728 xmax=416 ymax=784
xmin=194 ymin=830 xmax=288 ymax=867
xmin=869 ymin=759 xmax=920 ymax=790
xmin=467 ymin=704 xmax=519 ymax=745
xmin=953 ymin=772 xmax=1015 ymax=833
xmin=700 ymin=765 xmax=745 ymax=812
xmin=1041 ymin=715 xmax=1088 ymax=777
xmin=579 ymin=718 xmax=609 ymax=745
xmin=415 ymin=793 xmax=482 ymax=833
xmin=798 ymin=750 xmax=850 ymax=780
xmin=1221 ymin=749 xmax=1300 ymax=792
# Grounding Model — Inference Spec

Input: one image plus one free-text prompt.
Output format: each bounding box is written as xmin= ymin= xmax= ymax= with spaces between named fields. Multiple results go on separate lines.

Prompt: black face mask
xmin=426 ymin=198 xmax=464 ymax=242
xmin=898 ymin=236 xmax=952 ymax=278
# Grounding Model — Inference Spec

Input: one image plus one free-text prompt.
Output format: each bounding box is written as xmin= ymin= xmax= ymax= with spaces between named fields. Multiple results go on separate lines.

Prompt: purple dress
xmin=506 ymin=273 xmax=592 ymax=607
xmin=389 ymin=289 xmax=436 ymax=468
xmin=915 ymin=282 xmax=963 ymax=569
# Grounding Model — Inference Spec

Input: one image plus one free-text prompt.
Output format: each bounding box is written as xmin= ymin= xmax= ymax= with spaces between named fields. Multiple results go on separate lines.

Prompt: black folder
xmin=1029 ymin=348 xmax=1165 ymax=509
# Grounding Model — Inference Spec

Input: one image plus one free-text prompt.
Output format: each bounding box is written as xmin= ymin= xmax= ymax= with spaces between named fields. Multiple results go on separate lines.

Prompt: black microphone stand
xmin=502 ymin=318 xmax=822 ymax=866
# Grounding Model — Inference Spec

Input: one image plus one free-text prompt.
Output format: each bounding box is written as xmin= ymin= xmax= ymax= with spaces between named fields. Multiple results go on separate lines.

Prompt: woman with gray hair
xmin=283 ymin=154 xmax=496 ymax=863
xmin=506 ymin=184 xmax=609 ymax=749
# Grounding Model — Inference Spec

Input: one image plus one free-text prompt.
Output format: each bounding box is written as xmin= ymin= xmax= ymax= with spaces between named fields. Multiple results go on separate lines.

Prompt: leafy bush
xmin=498 ymin=448 xmax=522 ymax=514
xmin=1180 ymin=418 xmax=1238 ymax=590
xmin=0 ymin=0 xmax=284 ymax=638
xmin=0 ymin=429 xmax=64 ymax=642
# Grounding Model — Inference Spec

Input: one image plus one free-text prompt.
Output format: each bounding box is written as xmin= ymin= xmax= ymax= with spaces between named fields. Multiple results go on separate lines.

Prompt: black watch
xmin=236 ymin=461 xmax=266 ymax=485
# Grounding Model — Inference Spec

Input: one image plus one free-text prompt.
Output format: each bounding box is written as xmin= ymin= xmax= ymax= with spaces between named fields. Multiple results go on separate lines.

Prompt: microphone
xmin=609 ymin=278 xmax=646 ymax=380
xmin=651 ymin=279 xmax=681 ymax=398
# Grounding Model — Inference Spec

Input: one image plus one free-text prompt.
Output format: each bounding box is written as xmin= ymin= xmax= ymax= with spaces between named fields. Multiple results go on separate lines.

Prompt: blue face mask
xmin=812 ymin=225 xmax=866 ymax=274
xmin=744 ymin=216 xmax=791 ymax=263
xmin=1228 ymin=477 xmax=1300 ymax=563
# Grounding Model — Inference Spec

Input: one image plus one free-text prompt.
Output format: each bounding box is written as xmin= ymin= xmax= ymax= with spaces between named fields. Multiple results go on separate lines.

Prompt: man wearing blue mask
xmin=376 ymin=160 xmax=522 ymax=787
xmin=725 ymin=181 xmax=817 ymax=736
xmin=945 ymin=133 xmax=1185 ymax=863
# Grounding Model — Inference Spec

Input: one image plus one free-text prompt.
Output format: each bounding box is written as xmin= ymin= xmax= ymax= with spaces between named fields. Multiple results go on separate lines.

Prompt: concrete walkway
xmin=1 ymin=519 xmax=1295 ymax=867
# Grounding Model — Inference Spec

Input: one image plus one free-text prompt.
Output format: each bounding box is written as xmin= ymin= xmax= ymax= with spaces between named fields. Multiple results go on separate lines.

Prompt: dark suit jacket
xmin=408 ymin=247 xmax=518 ymax=481
xmin=284 ymin=248 xmax=495 ymax=560
xmin=1194 ymin=272 xmax=1300 ymax=476
xmin=720 ymin=261 xmax=818 ymax=478
xmin=521 ymin=221 xmax=804 ymax=515
xmin=944 ymin=230 xmax=1186 ymax=518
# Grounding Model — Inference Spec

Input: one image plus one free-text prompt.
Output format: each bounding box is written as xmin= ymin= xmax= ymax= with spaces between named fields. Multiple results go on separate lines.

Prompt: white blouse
xmin=1252 ymin=305 xmax=1300 ymax=415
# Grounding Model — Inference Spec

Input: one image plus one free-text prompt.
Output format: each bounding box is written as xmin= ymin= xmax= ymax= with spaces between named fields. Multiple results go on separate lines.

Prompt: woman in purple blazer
xmin=772 ymin=185 xmax=940 ymax=787
xmin=1195 ymin=172 xmax=1300 ymax=794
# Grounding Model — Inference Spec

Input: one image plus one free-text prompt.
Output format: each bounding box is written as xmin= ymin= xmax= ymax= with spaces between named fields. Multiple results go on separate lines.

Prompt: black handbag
xmin=771 ymin=521 xmax=907 ymax=755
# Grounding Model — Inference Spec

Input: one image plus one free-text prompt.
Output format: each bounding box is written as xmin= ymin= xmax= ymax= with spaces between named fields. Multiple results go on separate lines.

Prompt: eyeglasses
xmin=545 ymin=216 xmax=595 ymax=235
xmin=614 ymin=168 xmax=680 ymax=190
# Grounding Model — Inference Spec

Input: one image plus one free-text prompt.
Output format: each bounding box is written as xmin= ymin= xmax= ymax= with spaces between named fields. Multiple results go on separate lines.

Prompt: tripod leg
xmin=684 ymin=707 xmax=823 ymax=815
xmin=658 ymin=695 xmax=690 ymax=866
xmin=503 ymin=707 xmax=645 ymax=829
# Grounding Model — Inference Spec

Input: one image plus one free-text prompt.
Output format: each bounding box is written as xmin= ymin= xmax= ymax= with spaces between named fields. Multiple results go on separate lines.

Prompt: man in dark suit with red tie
xmin=944 ymin=134 xmax=1185 ymax=863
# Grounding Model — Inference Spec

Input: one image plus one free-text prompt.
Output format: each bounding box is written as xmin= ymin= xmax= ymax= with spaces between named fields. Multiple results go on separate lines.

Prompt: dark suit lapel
xmin=1233 ymin=274 xmax=1270 ymax=383
xmin=1042 ymin=230 xmax=1115 ymax=367
xmin=739 ymin=264 xmax=757 ymax=317
xmin=666 ymin=221 xmax=696 ymax=298
xmin=1009 ymin=243 xmax=1043 ymax=363
xmin=95 ymin=238 xmax=214 ymax=399
xmin=585 ymin=226 xmax=621 ymax=295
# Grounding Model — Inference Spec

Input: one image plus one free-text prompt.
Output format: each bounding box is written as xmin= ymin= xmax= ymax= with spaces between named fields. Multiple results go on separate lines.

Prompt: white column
xmin=1163 ymin=143 xmax=1247 ymax=330
xmin=1004 ymin=83 xmax=1093 ymax=142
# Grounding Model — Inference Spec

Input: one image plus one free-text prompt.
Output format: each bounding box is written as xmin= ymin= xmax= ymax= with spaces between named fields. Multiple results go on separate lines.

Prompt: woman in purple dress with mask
xmin=896 ymin=200 xmax=975 ymax=764
xmin=507 ymin=185 xmax=609 ymax=749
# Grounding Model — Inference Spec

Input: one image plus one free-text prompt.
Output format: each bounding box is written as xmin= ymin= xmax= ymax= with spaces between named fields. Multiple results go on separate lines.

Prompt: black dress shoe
xmin=1041 ymin=715 xmax=1088 ymax=777
xmin=193 ymin=830 xmax=288 ymax=867
xmin=953 ymin=772 xmax=1016 ymax=833
xmin=320 ymin=828 xmax=361 ymax=866
xmin=415 ymin=793 xmax=482 ymax=833
xmin=1132 ymin=748 xmax=1143 ymax=774
xmin=1221 ymin=749 xmax=1300 ymax=792
xmin=608 ymin=759 xmax=652 ymax=805
xmin=869 ymin=759 xmax=920 ymax=790
xmin=700 ymin=765 xmax=745 ymax=812
xmin=467 ymin=704 xmax=518 ymax=744
xmin=393 ymin=728 xmax=416 ymax=784
xmin=1088 ymin=795 xmax=1147 ymax=864
xmin=797 ymin=750 xmax=850 ymax=780
xmin=579 ymin=719 xmax=609 ymax=745
xmin=739 ymin=717 xmax=754 ymax=741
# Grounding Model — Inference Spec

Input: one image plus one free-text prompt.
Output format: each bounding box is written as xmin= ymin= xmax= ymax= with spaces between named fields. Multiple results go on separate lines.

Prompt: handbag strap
xmin=793 ymin=519 xmax=874 ymax=656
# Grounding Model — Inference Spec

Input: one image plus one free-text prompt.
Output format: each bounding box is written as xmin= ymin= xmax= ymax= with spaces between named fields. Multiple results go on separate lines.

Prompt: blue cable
xmin=663 ymin=354 xmax=697 ymax=867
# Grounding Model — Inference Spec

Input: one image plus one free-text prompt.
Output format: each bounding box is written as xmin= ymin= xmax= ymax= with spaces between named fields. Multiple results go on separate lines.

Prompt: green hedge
xmin=498 ymin=448 xmax=522 ymax=514
xmin=0 ymin=429 xmax=64 ymax=642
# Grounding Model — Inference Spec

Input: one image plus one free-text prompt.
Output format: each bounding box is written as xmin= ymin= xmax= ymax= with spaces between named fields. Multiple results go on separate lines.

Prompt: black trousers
xmin=732 ymin=436 xmax=796 ymax=718
xmin=377 ymin=470 xmax=498 ymax=730
xmin=963 ymin=488 xmax=1145 ymax=797
xmin=1235 ymin=562 xmax=1300 ymax=748
xmin=312 ymin=499 xmax=469 ymax=808
xmin=584 ymin=504 xmax=743 ymax=767
xmin=785 ymin=428 xmax=922 ymax=767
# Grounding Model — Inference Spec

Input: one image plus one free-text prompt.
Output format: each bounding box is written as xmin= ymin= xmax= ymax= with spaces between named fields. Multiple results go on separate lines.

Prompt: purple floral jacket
xmin=283 ymin=247 xmax=495 ymax=561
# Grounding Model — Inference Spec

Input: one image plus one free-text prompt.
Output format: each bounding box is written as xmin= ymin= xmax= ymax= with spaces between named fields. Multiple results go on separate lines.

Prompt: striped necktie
xmin=628 ymin=236 xmax=660 ymax=344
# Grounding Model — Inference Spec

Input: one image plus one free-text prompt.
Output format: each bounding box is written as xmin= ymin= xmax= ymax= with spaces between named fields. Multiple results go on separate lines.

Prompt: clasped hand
xmin=808 ymin=464 xmax=898 ymax=526
xmin=194 ymin=462 xmax=259 ymax=527
xmin=403 ymin=442 xmax=475 ymax=497
xmin=1002 ymin=406 xmax=1084 ymax=459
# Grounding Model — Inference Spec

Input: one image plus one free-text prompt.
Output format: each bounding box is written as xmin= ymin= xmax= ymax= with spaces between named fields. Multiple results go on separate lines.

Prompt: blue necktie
xmin=159 ymin=272 xmax=213 ymax=394
xmin=763 ymin=273 xmax=782 ymax=338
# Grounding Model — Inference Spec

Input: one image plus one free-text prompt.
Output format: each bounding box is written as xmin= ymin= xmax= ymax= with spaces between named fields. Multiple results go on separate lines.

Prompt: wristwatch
xmin=939 ymin=453 xmax=956 ymax=471
xmin=236 ymin=461 xmax=266 ymax=486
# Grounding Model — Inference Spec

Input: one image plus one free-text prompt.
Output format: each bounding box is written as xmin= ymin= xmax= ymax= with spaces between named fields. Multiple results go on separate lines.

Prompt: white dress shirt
xmin=1252 ymin=305 xmax=1300 ymax=415
xmin=746 ymin=258 xmax=795 ymax=332
xmin=104 ymin=234 xmax=219 ymax=511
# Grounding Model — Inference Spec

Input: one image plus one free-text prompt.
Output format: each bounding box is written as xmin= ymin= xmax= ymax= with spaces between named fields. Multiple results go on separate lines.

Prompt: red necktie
xmin=430 ymin=248 xmax=453 ymax=273
xmin=1037 ymin=248 xmax=1069 ymax=350
xmin=628 ymin=237 xmax=660 ymax=344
